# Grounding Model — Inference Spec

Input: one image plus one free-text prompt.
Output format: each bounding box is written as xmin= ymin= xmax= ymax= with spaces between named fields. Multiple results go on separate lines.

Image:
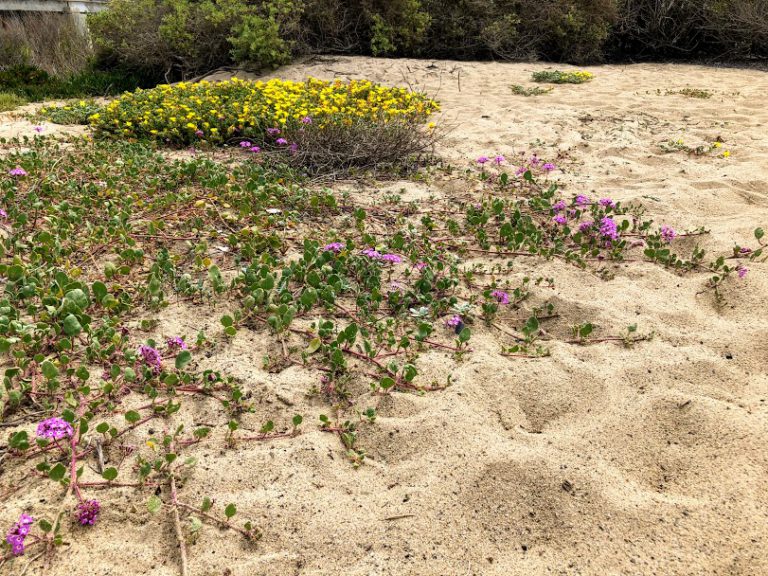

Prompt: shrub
xmin=0 ymin=92 xmax=27 ymax=112
xmin=0 ymin=65 xmax=142 ymax=101
xmin=83 ymin=78 xmax=439 ymax=171
xmin=531 ymin=70 xmax=594 ymax=84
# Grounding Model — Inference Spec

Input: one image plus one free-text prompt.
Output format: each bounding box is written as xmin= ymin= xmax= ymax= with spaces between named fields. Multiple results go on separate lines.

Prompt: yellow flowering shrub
xmin=89 ymin=77 xmax=439 ymax=147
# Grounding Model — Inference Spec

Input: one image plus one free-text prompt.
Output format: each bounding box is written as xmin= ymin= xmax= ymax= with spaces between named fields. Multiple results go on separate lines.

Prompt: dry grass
xmin=0 ymin=12 xmax=92 ymax=76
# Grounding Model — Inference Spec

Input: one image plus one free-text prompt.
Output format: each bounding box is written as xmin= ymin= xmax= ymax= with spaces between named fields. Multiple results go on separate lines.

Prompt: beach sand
xmin=2 ymin=57 xmax=767 ymax=575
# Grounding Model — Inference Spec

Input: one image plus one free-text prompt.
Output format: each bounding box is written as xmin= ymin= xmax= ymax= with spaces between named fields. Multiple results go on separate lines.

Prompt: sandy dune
xmin=2 ymin=57 xmax=767 ymax=576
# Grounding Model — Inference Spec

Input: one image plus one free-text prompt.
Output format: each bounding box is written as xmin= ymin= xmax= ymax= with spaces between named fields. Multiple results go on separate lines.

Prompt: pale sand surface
xmin=2 ymin=57 xmax=767 ymax=575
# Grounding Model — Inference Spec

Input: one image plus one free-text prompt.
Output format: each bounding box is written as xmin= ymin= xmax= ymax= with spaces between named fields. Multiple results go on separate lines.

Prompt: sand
xmin=2 ymin=57 xmax=767 ymax=576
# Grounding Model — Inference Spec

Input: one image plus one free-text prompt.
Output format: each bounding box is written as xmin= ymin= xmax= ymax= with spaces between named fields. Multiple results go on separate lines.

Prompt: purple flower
xmin=239 ymin=141 xmax=252 ymax=148
xmin=34 ymin=125 xmax=44 ymax=133
xmin=660 ymin=225 xmax=676 ymax=243
xmin=415 ymin=261 xmax=427 ymax=271
xmin=552 ymin=200 xmax=566 ymax=212
xmin=578 ymin=221 xmax=594 ymax=234
xmin=36 ymin=417 xmax=74 ymax=440
xmin=737 ymin=265 xmax=749 ymax=279
xmin=167 ymin=337 xmax=187 ymax=350
xmin=250 ymin=146 xmax=261 ymax=153
xmin=552 ymin=214 xmax=567 ymax=225
xmin=289 ymin=143 xmax=299 ymax=154
xmin=599 ymin=198 xmax=615 ymax=208
xmin=301 ymin=116 xmax=312 ymax=124
xmin=542 ymin=162 xmax=556 ymax=172
xmin=322 ymin=242 xmax=344 ymax=253
xmin=515 ymin=165 xmax=526 ymax=176
xmin=380 ymin=253 xmax=403 ymax=264
xmin=275 ymin=138 xmax=288 ymax=146
xmin=195 ymin=130 xmax=204 ymax=137
xmin=529 ymin=155 xmax=540 ymax=166
xmin=9 ymin=167 xmax=27 ymax=177
xmin=575 ymin=195 xmax=591 ymax=207
xmin=491 ymin=290 xmax=510 ymax=305
xmin=494 ymin=155 xmax=505 ymax=165
xmin=445 ymin=315 xmax=462 ymax=328
xmin=6 ymin=514 xmax=34 ymax=555
xmin=476 ymin=156 xmax=489 ymax=165
xmin=139 ymin=344 xmax=162 ymax=374
xmin=739 ymin=247 xmax=752 ymax=254
xmin=76 ymin=499 xmax=101 ymax=526
xmin=267 ymin=128 xmax=281 ymax=136
xmin=599 ymin=217 xmax=619 ymax=241
xmin=0 ymin=208 xmax=7 ymax=219
xmin=361 ymin=249 xmax=401 ymax=264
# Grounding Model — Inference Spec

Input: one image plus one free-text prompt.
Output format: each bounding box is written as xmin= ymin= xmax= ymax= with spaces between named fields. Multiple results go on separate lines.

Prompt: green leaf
xmin=175 ymin=350 xmax=192 ymax=370
xmin=92 ymin=281 xmax=108 ymax=303
xmin=38 ymin=519 xmax=53 ymax=533
xmin=292 ymin=414 xmax=303 ymax=427
xmin=380 ymin=377 xmax=395 ymax=390
xmin=224 ymin=503 xmax=237 ymax=519
xmin=125 ymin=410 xmax=140 ymax=424
xmin=41 ymin=360 xmax=58 ymax=380
xmin=201 ymin=497 xmax=213 ymax=512
xmin=62 ymin=314 xmax=83 ymax=336
xmin=9 ymin=431 xmax=29 ymax=451
xmin=102 ymin=467 xmax=118 ymax=481
xmin=220 ymin=315 xmax=233 ymax=327
xmin=147 ymin=495 xmax=162 ymax=513
xmin=96 ymin=422 xmax=109 ymax=434
xmin=49 ymin=463 xmax=67 ymax=481
xmin=305 ymin=337 xmax=322 ymax=354
xmin=755 ymin=228 xmax=765 ymax=241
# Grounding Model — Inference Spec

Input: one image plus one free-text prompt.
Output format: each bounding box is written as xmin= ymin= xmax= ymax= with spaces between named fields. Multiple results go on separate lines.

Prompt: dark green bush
xmin=0 ymin=65 xmax=142 ymax=101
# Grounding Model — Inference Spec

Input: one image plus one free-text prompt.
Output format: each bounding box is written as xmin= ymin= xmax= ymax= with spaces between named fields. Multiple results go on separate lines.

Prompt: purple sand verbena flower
xmin=289 ymin=143 xmax=299 ymax=154
xmin=599 ymin=198 xmax=615 ymax=208
xmin=737 ymin=265 xmax=749 ymax=279
xmin=575 ymin=195 xmax=591 ymax=206
xmin=0 ymin=208 xmax=7 ymax=219
xmin=167 ymin=336 xmax=187 ymax=350
xmin=380 ymin=253 xmax=403 ymax=264
xmin=739 ymin=247 xmax=752 ymax=254
xmin=361 ymin=248 xmax=381 ymax=259
xmin=276 ymin=138 xmax=288 ymax=146
xmin=552 ymin=200 xmax=566 ymax=212
xmin=491 ymin=290 xmax=510 ymax=305
xmin=660 ymin=225 xmax=677 ymax=243
xmin=301 ymin=116 xmax=312 ymax=124
xmin=250 ymin=146 xmax=261 ymax=153
xmin=445 ymin=315 xmax=463 ymax=328
xmin=34 ymin=125 xmax=44 ymax=133
xmin=6 ymin=514 xmax=34 ymax=556
xmin=494 ymin=155 xmax=505 ymax=165
xmin=415 ymin=261 xmax=427 ymax=271
xmin=139 ymin=344 xmax=162 ymax=374
xmin=267 ymin=128 xmax=281 ymax=136
xmin=579 ymin=221 xmax=594 ymax=233
xmin=552 ymin=214 xmax=567 ymax=225
xmin=36 ymin=417 xmax=74 ymax=440
xmin=195 ymin=130 xmax=204 ymax=137
xmin=542 ymin=162 xmax=556 ymax=171
xmin=76 ymin=500 xmax=101 ymax=526
xmin=476 ymin=156 xmax=489 ymax=165
xmin=599 ymin=217 xmax=619 ymax=241
xmin=9 ymin=167 xmax=27 ymax=177
xmin=529 ymin=155 xmax=540 ymax=166
xmin=515 ymin=165 xmax=526 ymax=176
xmin=322 ymin=242 xmax=344 ymax=253
xmin=239 ymin=141 xmax=252 ymax=148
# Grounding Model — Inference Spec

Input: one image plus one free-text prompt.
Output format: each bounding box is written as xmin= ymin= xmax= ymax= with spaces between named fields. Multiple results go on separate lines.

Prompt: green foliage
xmin=531 ymin=70 xmax=594 ymax=84
xmin=0 ymin=92 xmax=27 ymax=112
xmin=0 ymin=65 xmax=141 ymax=102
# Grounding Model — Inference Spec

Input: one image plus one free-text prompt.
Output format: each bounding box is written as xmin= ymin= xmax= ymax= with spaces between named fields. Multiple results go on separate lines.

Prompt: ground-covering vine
xmin=1 ymin=82 xmax=765 ymax=574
